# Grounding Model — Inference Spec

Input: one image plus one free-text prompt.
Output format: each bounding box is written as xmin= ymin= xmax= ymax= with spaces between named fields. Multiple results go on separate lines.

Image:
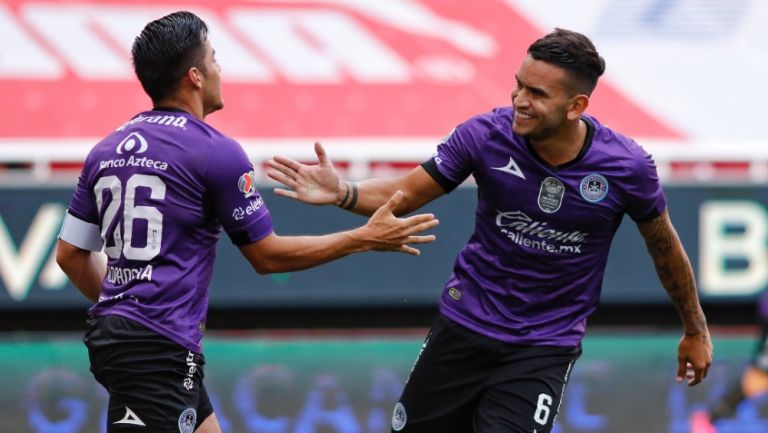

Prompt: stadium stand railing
xmin=1 ymin=138 xmax=767 ymax=184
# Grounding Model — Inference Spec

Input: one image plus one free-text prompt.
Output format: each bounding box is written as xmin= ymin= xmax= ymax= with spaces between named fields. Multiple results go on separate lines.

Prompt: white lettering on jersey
xmin=105 ymin=265 xmax=154 ymax=285
xmin=495 ymin=210 xmax=588 ymax=255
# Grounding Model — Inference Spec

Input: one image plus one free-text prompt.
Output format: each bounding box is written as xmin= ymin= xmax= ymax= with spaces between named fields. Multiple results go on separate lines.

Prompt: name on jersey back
xmin=105 ymin=264 xmax=153 ymax=285
xmin=99 ymin=113 xmax=187 ymax=172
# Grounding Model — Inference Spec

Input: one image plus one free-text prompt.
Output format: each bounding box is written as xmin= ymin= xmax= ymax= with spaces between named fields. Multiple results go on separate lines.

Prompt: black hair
xmin=131 ymin=11 xmax=209 ymax=103
xmin=527 ymin=28 xmax=605 ymax=95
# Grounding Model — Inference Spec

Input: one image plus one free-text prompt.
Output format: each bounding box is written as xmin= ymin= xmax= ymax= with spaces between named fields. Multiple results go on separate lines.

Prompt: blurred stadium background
xmin=1 ymin=0 xmax=767 ymax=431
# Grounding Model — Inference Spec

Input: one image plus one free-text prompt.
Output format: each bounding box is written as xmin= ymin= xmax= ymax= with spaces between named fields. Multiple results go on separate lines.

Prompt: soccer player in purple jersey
xmin=55 ymin=11 xmax=438 ymax=433
xmin=267 ymin=28 xmax=713 ymax=432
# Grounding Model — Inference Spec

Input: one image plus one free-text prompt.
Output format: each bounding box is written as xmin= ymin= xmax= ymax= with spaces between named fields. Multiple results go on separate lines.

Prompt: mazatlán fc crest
xmin=392 ymin=402 xmax=407 ymax=431
xmin=579 ymin=174 xmax=609 ymax=203
xmin=178 ymin=408 xmax=197 ymax=433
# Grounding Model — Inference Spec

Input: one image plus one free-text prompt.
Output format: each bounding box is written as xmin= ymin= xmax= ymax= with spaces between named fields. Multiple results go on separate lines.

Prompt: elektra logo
xmin=183 ymin=351 xmax=198 ymax=391
xmin=232 ymin=197 xmax=265 ymax=221
xmin=116 ymin=132 xmax=148 ymax=154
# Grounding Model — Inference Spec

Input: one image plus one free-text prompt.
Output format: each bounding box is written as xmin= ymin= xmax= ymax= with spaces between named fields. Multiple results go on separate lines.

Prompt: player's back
xmin=71 ymin=110 xmax=237 ymax=352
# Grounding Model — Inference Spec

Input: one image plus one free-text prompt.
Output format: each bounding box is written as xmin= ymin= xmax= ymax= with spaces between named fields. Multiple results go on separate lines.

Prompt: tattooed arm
xmin=637 ymin=209 xmax=713 ymax=386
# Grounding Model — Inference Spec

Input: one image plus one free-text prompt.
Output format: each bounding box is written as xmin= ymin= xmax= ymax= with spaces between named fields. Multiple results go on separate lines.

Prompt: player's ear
xmin=187 ymin=67 xmax=203 ymax=89
xmin=566 ymin=94 xmax=589 ymax=121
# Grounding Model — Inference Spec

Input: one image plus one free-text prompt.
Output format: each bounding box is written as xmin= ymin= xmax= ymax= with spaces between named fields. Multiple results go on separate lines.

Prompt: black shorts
xmin=392 ymin=313 xmax=581 ymax=433
xmin=84 ymin=315 xmax=213 ymax=433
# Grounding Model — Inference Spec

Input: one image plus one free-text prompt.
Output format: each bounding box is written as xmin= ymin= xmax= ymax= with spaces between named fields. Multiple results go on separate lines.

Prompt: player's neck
xmin=152 ymin=96 xmax=204 ymax=121
xmin=529 ymin=118 xmax=587 ymax=166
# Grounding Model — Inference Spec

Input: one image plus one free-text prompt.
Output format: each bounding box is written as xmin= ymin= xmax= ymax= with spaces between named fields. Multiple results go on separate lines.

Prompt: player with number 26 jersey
xmin=63 ymin=109 xmax=272 ymax=354
xmin=55 ymin=12 xmax=441 ymax=432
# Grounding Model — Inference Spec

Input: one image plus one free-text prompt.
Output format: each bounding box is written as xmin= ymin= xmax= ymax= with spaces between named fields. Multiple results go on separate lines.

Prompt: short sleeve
xmin=425 ymin=119 xmax=485 ymax=189
xmin=625 ymin=145 xmax=667 ymax=222
xmin=66 ymin=152 xmax=100 ymax=224
xmin=203 ymin=138 xmax=273 ymax=245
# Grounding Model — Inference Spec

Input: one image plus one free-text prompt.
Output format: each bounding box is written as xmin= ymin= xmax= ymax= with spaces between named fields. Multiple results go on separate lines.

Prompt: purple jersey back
xmin=431 ymin=107 xmax=666 ymax=347
xmin=66 ymin=110 xmax=273 ymax=353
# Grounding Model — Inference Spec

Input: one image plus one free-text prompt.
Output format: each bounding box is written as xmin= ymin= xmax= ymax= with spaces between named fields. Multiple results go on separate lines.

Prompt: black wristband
xmin=343 ymin=182 xmax=358 ymax=210
xmin=337 ymin=182 xmax=351 ymax=208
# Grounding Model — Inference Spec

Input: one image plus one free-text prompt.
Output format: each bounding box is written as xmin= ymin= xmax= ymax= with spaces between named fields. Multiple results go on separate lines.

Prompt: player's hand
xmin=359 ymin=191 xmax=439 ymax=255
xmin=676 ymin=330 xmax=713 ymax=386
xmin=267 ymin=142 xmax=342 ymax=205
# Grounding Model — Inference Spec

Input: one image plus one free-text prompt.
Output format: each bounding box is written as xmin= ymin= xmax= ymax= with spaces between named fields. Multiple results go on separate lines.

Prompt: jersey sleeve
xmin=422 ymin=119 xmax=485 ymax=192
xmin=203 ymin=138 xmax=274 ymax=245
xmin=624 ymin=144 xmax=667 ymax=222
xmin=59 ymin=151 xmax=105 ymax=251
xmin=66 ymin=152 xmax=100 ymax=224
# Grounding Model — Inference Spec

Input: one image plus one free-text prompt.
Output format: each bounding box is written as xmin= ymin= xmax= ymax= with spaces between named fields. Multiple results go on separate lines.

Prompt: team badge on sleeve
xmin=579 ymin=174 xmax=609 ymax=203
xmin=238 ymin=169 xmax=257 ymax=198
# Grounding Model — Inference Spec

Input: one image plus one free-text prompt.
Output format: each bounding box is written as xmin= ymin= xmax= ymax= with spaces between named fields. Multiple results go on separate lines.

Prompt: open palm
xmin=267 ymin=142 xmax=341 ymax=205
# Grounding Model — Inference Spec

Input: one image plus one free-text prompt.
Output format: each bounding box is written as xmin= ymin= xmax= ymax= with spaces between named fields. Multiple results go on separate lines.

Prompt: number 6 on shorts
xmin=534 ymin=393 xmax=553 ymax=425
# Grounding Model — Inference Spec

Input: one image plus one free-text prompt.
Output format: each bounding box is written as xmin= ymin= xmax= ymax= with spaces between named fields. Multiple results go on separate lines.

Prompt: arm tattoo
xmin=638 ymin=212 xmax=705 ymax=334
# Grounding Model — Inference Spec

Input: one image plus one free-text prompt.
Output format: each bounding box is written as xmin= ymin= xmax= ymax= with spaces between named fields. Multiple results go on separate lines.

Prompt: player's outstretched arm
xmin=55 ymin=239 xmax=105 ymax=303
xmin=238 ymin=191 xmax=439 ymax=274
xmin=267 ymin=142 xmax=445 ymax=217
xmin=637 ymin=210 xmax=713 ymax=386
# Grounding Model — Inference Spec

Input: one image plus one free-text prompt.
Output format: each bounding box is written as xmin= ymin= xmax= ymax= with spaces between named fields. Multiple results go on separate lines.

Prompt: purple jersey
xmin=428 ymin=107 xmax=666 ymax=347
xmin=62 ymin=110 xmax=273 ymax=353
xmin=759 ymin=290 xmax=768 ymax=320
